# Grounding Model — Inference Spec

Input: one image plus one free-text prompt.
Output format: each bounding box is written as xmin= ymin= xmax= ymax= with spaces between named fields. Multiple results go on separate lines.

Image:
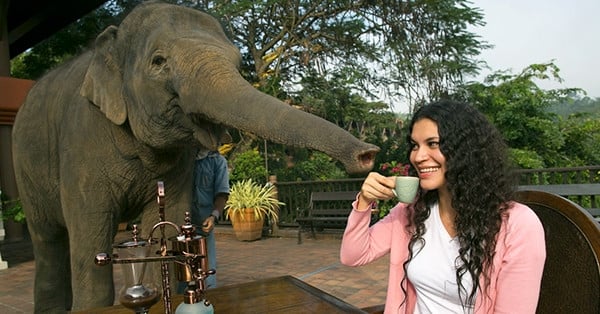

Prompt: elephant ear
xmin=220 ymin=131 xmax=232 ymax=144
xmin=81 ymin=25 xmax=127 ymax=125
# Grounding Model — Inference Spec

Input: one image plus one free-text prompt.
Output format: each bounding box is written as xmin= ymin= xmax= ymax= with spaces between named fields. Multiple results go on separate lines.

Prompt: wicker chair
xmin=515 ymin=190 xmax=599 ymax=314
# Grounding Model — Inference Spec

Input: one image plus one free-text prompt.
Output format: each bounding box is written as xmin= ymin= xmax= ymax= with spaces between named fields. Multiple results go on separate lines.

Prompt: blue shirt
xmin=191 ymin=152 xmax=230 ymax=226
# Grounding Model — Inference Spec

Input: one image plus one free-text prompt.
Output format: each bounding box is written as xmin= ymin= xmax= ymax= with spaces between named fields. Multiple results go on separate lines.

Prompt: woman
xmin=340 ymin=100 xmax=545 ymax=313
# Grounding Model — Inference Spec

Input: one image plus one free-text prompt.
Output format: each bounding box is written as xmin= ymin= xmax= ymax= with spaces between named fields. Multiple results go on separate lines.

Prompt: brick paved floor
xmin=0 ymin=226 xmax=389 ymax=313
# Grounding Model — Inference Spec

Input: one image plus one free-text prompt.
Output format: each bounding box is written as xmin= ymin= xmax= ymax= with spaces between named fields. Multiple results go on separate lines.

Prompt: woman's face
xmin=409 ymin=118 xmax=447 ymax=191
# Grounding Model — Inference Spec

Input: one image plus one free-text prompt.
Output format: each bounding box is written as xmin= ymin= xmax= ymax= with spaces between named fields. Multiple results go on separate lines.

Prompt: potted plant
xmin=225 ymin=179 xmax=284 ymax=241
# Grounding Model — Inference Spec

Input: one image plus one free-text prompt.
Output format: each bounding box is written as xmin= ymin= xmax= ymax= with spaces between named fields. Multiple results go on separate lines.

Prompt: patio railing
xmin=271 ymin=165 xmax=600 ymax=227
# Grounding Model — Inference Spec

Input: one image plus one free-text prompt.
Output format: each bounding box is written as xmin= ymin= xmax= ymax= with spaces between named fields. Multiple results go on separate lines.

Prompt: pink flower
xmin=380 ymin=161 xmax=410 ymax=176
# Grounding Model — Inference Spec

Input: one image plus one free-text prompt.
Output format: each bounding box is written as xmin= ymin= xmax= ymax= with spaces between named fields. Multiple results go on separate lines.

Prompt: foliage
xmin=558 ymin=112 xmax=600 ymax=165
xmin=12 ymin=0 xmax=600 ymax=180
xmin=10 ymin=0 xmax=488 ymax=181
xmin=508 ymin=149 xmax=545 ymax=170
xmin=225 ymin=179 xmax=284 ymax=222
xmin=273 ymin=151 xmax=347 ymax=182
xmin=0 ymin=197 xmax=26 ymax=224
xmin=292 ymin=72 xmax=409 ymax=178
xmin=376 ymin=200 xmax=394 ymax=219
xmin=12 ymin=0 xmax=487 ymax=109
xmin=165 ymin=0 xmax=487 ymax=113
xmin=184 ymin=0 xmax=485 ymax=178
xmin=253 ymin=71 xmax=411 ymax=182
xmin=9 ymin=2 xmax=128 ymax=79
xmin=454 ymin=62 xmax=599 ymax=168
xmin=229 ymin=148 xmax=267 ymax=184
xmin=376 ymin=0 xmax=491 ymax=112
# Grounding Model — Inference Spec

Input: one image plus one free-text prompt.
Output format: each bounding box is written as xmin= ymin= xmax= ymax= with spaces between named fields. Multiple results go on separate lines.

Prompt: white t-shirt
xmin=406 ymin=203 xmax=475 ymax=313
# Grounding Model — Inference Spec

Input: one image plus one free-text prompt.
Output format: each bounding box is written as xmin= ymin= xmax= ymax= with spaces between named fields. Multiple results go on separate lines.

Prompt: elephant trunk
xmin=181 ymin=69 xmax=379 ymax=174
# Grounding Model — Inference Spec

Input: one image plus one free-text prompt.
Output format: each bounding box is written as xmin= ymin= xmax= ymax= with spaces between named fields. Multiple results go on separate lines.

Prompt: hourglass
xmin=114 ymin=227 xmax=161 ymax=314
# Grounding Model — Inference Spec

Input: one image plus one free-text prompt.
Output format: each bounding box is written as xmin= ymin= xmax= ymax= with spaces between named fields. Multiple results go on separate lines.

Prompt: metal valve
xmin=95 ymin=252 xmax=111 ymax=266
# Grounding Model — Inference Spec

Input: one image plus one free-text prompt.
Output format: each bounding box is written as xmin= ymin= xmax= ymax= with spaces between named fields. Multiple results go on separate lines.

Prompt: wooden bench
xmin=518 ymin=183 xmax=600 ymax=221
xmin=296 ymin=191 xmax=368 ymax=244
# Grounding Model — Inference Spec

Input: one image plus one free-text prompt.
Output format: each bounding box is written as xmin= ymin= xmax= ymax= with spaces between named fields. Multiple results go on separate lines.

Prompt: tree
xmin=178 ymin=0 xmax=488 ymax=113
xmin=182 ymin=0 xmax=485 ymax=179
xmin=274 ymin=151 xmax=347 ymax=182
xmin=455 ymin=62 xmax=599 ymax=168
xmin=295 ymin=70 xmax=408 ymax=168
xmin=229 ymin=148 xmax=267 ymax=183
xmin=14 ymin=0 xmax=488 ymax=107
xmin=9 ymin=1 xmax=133 ymax=79
xmin=372 ymin=0 xmax=490 ymax=112
xmin=12 ymin=0 xmax=490 ymax=180
xmin=557 ymin=111 xmax=600 ymax=166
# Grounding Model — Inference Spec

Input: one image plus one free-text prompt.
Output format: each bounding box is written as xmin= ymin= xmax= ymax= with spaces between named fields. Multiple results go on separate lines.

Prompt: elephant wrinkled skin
xmin=11 ymin=1 xmax=378 ymax=313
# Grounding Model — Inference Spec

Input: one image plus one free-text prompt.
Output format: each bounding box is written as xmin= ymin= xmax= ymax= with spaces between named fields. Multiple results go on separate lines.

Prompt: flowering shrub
xmin=380 ymin=161 xmax=410 ymax=176
xmin=376 ymin=161 xmax=411 ymax=219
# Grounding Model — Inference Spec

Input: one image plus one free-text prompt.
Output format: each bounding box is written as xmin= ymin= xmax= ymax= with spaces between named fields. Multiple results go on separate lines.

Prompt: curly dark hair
xmin=401 ymin=100 xmax=517 ymax=310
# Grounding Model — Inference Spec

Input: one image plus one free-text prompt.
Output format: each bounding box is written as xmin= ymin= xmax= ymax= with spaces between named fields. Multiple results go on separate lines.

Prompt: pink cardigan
xmin=340 ymin=199 xmax=546 ymax=314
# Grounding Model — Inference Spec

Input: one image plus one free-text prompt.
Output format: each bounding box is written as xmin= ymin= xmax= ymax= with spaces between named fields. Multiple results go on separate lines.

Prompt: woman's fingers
xmin=360 ymin=172 xmax=395 ymax=203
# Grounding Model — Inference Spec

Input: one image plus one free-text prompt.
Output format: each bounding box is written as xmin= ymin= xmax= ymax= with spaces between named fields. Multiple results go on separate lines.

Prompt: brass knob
xmin=95 ymin=253 xmax=112 ymax=266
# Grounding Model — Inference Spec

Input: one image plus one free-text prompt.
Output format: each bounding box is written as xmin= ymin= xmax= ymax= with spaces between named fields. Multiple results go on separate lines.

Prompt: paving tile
xmin=0 ymin=226 xmax=389 ymax=312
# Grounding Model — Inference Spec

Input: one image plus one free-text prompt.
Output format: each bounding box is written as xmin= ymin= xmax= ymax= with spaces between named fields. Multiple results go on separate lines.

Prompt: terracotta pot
xmin=229 ymin=208 xmax=264 ymax=241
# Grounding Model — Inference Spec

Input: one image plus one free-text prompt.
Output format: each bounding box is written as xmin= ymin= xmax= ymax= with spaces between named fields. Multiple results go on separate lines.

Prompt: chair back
xmin=515 ymin=190 xmax=600 ymax=314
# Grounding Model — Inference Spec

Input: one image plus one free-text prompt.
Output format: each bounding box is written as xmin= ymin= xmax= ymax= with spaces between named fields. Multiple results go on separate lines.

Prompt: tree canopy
xmin=455 ymin=62 xmax=600 ymax=168
xmin=10 ymin=0 xmax=599 ymax=182
xmin=12 ymin=0 xmax=488 ymax=111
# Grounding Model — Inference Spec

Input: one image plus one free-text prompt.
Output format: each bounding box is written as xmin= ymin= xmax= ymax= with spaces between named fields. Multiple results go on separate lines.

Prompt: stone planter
xmin=3 ymin=219 xmax=27 ymax=242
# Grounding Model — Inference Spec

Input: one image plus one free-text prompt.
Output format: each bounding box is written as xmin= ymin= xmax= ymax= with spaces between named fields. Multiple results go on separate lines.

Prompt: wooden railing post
xmin=268 ymin=175 xmax=279 ymax=236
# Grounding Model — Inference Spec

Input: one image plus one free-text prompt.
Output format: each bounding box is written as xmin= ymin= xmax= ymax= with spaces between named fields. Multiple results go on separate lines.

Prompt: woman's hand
xmin=357 ymin=172 xmax=396 ymax=210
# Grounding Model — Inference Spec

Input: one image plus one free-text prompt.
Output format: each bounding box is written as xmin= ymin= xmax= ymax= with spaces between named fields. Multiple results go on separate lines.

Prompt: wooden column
xmin=0 ymin=0 xmax=9 ymax=268
xmin=1 ymin=0 xmax=9 ymax=76
xmin=0 ymin=77 xmax=34 ymax=244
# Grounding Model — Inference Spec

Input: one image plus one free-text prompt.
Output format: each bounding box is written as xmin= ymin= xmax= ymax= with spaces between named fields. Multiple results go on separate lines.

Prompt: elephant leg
xmin=30 ymin=229 xmax=72 ymax=314
xmin=69 ymin=229 xmax=115 ymax=310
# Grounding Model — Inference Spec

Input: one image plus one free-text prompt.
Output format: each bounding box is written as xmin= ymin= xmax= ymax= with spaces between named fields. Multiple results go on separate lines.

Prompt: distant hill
xmin=549 ymin=96 xmax=600 ymax=117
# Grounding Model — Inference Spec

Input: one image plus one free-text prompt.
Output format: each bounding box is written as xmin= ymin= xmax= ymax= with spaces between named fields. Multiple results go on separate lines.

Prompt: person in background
xmin=191 ymin=147 xmax=230 ymax=289
xmin=340 ymin=100 xmax=546 ymax=313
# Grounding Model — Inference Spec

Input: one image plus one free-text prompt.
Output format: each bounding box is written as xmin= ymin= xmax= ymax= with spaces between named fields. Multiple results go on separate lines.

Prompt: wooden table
xmin=78 ymin=275 xmax=367 ymax=313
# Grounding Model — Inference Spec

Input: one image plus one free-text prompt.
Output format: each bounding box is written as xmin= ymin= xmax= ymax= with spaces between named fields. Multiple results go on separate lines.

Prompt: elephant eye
xmin=152 ymin=55 xmax=166 ymax=66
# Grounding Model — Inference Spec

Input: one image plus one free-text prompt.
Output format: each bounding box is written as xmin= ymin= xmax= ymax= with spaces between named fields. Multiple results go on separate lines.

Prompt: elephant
xmin=11 ymin=1 xmax=378 ymax=312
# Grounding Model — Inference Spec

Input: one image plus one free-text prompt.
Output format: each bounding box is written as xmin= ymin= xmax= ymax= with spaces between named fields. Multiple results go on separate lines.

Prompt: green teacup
xmin=392 ymin=176 xmax=420 ymax=203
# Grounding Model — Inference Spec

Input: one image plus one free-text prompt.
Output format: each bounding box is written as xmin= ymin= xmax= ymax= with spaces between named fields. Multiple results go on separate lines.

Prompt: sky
xmin=469 ymin=0 xmax=600 ymax=98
